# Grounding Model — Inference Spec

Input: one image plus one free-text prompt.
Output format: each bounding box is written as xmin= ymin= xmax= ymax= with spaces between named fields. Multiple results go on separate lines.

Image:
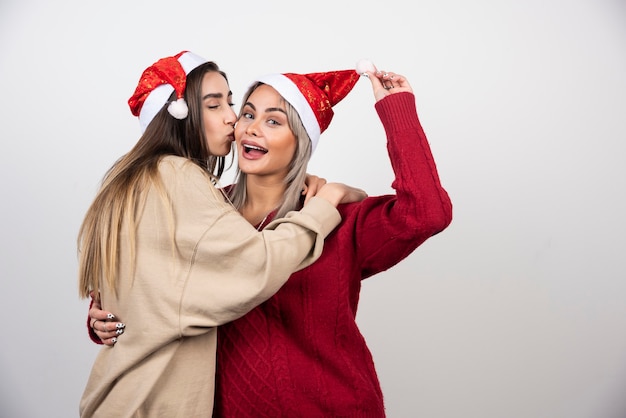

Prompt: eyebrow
xmin=244 ymin=101 xmax=287 ymax=115
xmin=202 ymin=91 xmax=232 ymax=100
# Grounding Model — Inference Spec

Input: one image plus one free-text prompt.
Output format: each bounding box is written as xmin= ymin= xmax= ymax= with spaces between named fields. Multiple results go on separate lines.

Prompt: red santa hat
xmin=254 ymin=69 xmax=360 ymax=152
xmin=128 ymin=51 xmax=207 ymax=132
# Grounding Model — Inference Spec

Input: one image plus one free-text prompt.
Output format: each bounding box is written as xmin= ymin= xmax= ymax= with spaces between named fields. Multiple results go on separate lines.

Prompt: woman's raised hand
xmin=358 ymin=60 xmax=412 ymax=102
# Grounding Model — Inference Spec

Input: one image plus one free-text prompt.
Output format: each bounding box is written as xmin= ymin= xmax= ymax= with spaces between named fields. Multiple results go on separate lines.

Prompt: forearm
xmin=376 ymin=92 xmax=452 ymax=232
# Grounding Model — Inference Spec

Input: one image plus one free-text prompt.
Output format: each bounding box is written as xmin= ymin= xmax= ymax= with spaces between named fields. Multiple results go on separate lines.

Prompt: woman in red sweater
xmin=90 ymin=63 xmax=452 ymax=416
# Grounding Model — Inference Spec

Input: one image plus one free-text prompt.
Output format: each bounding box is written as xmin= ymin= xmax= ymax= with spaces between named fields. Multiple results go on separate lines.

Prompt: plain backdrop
xmin=1 ymin=0 xmax=625 ymax=417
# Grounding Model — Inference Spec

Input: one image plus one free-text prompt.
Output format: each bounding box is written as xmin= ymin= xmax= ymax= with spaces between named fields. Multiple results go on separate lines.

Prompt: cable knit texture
xmin=214 ymin=92 xmax=453 ymax=417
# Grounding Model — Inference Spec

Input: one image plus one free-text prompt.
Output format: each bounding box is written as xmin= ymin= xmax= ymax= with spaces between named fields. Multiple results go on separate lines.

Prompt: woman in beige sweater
xmin=78 ymin=51 xmax=365 ymax=417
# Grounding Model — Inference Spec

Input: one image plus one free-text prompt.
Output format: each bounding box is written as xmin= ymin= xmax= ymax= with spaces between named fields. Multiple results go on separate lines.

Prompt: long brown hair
xmin=78 ymin=62 xmax=231 ymax=298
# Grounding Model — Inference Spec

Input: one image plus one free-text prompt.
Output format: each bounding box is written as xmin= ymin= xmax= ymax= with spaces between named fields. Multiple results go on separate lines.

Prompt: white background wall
xmin=1 ymin=0 xmax=625 ymax=417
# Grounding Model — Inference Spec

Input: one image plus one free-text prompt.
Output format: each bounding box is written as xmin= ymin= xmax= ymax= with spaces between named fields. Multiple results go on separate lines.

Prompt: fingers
xmin=378 ymin=71 xmax=412 ymax=93
xmin=90 ymin=313 xmax=125 ymax=345
xmin=91 ymin=318 xmax=125 ymax=333
xmin=89 ymin=297 xmax=117 ymax=322
xmin=362 ymin=69 xmax=413 ymax=101
xmin=92 ymin=318 xmax=126 ymax=345
xmin=302 ymin=174 xmax=327 ymax=205
xmin=89 ymin=292 xmax=125 ymax=345
xmin=380 ymin=71 xmax=400 ymax=90
xmin=100 ymin=337 xmax=118 ymax=347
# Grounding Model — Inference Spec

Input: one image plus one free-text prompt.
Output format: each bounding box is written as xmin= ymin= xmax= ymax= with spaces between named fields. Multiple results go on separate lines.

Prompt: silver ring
xmin=103 ymin=322 xmax=107 ymax=332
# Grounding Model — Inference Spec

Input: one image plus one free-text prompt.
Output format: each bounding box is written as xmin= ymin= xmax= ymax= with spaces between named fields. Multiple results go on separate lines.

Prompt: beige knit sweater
xmin=79 ymin=156 xmax=340 ymax=417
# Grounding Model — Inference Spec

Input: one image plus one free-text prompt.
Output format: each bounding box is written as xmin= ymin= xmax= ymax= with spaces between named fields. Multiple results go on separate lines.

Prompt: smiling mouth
xmin=243 ymin=144 xmax=268 ymax=155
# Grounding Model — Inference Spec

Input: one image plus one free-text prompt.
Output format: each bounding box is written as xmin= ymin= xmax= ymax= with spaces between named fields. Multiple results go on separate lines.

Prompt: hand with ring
xmin=360 ymin=66 xmax=413 ymax=102
xmin=89 ymin=291 xmax=125 ymax=346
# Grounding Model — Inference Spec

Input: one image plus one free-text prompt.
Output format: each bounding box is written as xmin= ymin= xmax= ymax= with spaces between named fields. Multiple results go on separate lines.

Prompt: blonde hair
xmin=228 ymin=82 xmax=312 ymax=219
xmin=77 ymin=62 xmax=231 ymax=298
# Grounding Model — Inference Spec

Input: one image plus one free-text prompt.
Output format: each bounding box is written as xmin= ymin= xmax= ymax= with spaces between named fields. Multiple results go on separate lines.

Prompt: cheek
xmin=234 ymin=124 xmax=245 ymax=141
xmin=284 ymin=136 xmax=297 ymax=156
xmin=278 ymin=141 xmax=297 ymax=165
xmin=203 ymin=114 xmax=222 ymax=137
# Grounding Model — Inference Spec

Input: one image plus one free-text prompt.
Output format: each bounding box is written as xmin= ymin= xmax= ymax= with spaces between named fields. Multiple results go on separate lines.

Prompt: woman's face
xmin=234 ymin=84 xmax=297 ymax=179
xmin=201 ymin=71 xmax=237 ymax=156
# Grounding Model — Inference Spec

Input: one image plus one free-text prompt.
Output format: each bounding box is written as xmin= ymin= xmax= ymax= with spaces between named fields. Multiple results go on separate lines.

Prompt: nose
xmin=245 ymin=119 xmax=259 ymax=136
xmin=225 ymin=107 xmax=237 ymax=126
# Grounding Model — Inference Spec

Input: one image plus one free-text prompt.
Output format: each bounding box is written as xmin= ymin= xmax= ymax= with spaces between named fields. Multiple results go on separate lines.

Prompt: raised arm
xmin=349 ymin=66 xmax=452 ymax=277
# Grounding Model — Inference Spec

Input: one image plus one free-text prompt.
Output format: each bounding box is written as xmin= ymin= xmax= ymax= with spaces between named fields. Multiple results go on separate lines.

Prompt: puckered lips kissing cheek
xmin=223 ymin=130 xmax=235 ymax=150
xmin=240 ymin=139 xmax=268 ymax=161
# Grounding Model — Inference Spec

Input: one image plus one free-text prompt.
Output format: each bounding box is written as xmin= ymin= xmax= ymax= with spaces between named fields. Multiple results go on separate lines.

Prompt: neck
xmin=241 ymin=174 xmax=286 ymax=225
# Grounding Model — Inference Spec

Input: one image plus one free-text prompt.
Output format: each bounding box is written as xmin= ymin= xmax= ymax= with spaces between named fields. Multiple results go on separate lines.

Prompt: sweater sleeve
xmin=156 ymin=158 xmax=342 ymax=336
xmin=353 ymin=92 xmax=453 ymax=278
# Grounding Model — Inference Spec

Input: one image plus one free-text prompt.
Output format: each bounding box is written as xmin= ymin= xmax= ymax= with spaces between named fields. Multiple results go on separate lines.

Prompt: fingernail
xmin=111 ymin=338 xmax=117 ymax=344
xmin=106 ymin=313 xmax=115 ymax=319
xmin=116 ymin=329 xmax=124 ymax=335
xmin=361 ymin=73 xmax=370 ymax=78
xmin=116 ymin=323 xmax=125 ymax=329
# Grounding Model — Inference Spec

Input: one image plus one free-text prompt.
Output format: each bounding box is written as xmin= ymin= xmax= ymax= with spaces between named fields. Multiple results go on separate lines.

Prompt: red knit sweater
xmin=213 ymin=92 xmax=453 ymax=417
xmin=86 ymin=92 xmax=452 ymax=416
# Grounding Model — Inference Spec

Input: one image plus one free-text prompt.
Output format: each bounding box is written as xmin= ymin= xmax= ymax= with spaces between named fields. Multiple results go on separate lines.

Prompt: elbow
xmin=431 ymin=199 xmax=453 ymax=235
xmin=430 ymin=211 xmax=452 ymax=236
xmin=438 ymin=199 xmax=453 ymax=232
xmin=415 ymin=199 xmax=453 ymax=237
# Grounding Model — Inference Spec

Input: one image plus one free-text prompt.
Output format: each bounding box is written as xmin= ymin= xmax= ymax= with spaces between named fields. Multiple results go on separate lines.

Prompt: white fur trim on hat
xmin=178 ymin=51 xmax=207 ymax=74
xmin=138 ymin=51 xmax=207 ymax=133
xmin=139 ymin=84 xmax=174 ymax=132
xmin=255 ymin=73 xmax=322 ymax=152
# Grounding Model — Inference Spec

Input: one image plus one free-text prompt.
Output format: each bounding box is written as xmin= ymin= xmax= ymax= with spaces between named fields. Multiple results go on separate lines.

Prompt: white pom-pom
xmin=356 ymin=59 xmax=377 ymax=75
xmin=167 ymin=98 xmax=189 ymax=119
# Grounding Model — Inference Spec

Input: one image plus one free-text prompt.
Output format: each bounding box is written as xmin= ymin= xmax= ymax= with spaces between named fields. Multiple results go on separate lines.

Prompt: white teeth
xmin=243 ymin=144 xmax=267 ymax=152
